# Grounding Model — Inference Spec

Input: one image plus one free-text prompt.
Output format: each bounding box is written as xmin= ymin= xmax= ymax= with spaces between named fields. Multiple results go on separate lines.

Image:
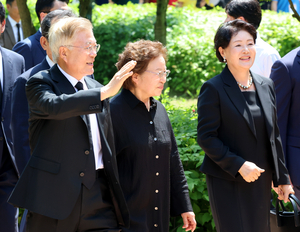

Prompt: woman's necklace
xmin=237 ymin=74 xmax=253 ymax=90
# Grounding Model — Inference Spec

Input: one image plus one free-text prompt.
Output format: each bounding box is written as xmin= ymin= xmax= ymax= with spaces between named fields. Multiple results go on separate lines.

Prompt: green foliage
xmin=260 ymin=11 xmax=300 ymax=57
xmin=159 ymin=89 xmax=216 ymax=232
xmin=25 ymin=3 xmax=300 ymax=97
xmin=91 ymin=5 xmax=300 ymax=97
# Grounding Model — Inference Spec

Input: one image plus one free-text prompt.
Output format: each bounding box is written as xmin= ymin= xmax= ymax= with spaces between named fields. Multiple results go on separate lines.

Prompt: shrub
xmin=25 ymin=2 xmax=300 ymax=97
xmin=91 ymin=4 xmax=300 ymax=97
xmin=159 ymin=89 xmax=215 ymax=232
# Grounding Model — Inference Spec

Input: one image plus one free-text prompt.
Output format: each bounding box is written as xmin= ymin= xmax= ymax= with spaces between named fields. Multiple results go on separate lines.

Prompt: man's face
xmin=0 ymin=19 xmax=5 ymax=35
xmin=63 ymin=29 xmax=97 ymax=80
xmin=40 ymin=1 xmax=68 ymax=22
xmin=7 ymin=0 xmax=20 ymax=22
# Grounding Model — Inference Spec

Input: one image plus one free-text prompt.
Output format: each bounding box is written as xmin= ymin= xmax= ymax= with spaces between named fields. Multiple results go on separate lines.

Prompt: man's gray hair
xmin=49 ymin=17 xmax=93 ymax=63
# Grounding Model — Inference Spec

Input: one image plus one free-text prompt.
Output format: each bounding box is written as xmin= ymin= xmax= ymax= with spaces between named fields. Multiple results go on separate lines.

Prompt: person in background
xmin=0 ymin=0 xmax=23 ymax=49
xmin=111 ymin=0 xmax=142 ymax=4
xmin=12 ymin=0 xmax=68 ymax=71
xmin=197 ymin=19 xmax=293 ymax=232
xmin=225 ymin=0 xmax=280 ymax=78
xmin=0 ymin=2 xmax=25 ymax=232
xmin=270 ymin=46 xmax=300 ymax=202
xmin=110 ymin=39 xmax=196 ymax=232
xmin=271 ymin=0 xmax=300 ymax=14
xmin=146 ymin=0 xmax=178 ymax=7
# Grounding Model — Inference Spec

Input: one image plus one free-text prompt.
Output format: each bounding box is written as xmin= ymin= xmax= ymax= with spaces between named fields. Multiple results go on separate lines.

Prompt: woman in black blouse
xmin=110 ymin=40 xmax=196 ymax=232
xmin=197 ymin=20 xmax=294 ymax=231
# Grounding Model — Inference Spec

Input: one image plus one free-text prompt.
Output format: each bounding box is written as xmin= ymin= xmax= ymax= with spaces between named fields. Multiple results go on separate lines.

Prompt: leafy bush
xmin=25 ymin=2 xmax=300 ymax=97
xmin=159 ymin=89 xmax=215 ymax=232
xmin=91 ymin=4 xmax=300 ymax=97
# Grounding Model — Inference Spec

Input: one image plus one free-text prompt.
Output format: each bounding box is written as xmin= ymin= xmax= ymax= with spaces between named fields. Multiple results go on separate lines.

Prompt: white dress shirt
xmin=7 ymin=15 xmax=23 ymax=42
xmin=46 ymin=55 xmax=55 ymax=67
xmin=57 ymin=65 xmax=104 ymax=169
xmin=251 ymin=33 xmax=281 ymax=78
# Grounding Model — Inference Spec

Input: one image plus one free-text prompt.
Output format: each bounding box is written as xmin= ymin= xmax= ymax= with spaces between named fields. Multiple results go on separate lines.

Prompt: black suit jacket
xmin=11 ymin=58 xmax=50 ymax=175
xmin=197 ymin=66 xmax=289 ymax=186
xmin=0 ymin=47 xmax=25 ymax=176
xmin=270 ymin=47 xmax=300 ymax=187
xmin=8 ymin=64 xmax=129 ymax=227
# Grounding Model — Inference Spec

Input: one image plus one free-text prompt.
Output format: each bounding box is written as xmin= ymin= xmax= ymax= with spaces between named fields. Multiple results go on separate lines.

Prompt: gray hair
xmin=49 ymin=17 xmax=93 ymax=63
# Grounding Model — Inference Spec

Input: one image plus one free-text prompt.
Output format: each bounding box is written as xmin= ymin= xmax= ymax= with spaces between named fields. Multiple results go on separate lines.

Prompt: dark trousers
xmin=0 ymin=144 xmax=19 ymax=232
xmin=26 ymin=169 xmax=120 ymax=232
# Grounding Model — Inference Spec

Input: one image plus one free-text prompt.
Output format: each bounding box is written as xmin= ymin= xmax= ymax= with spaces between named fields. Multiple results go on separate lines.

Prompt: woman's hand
xmin=100 ymin=60 xmax=136 ymax=100
xmin=238 ymin=161 xmax=265 ymax=183
xmin=277 ymin=185 xmax=295 ymax=203
xmin=181 ymin=212 xmax=196 ymax=232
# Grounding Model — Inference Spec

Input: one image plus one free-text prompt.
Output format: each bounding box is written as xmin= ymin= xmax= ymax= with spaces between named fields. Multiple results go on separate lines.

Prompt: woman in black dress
xmin=197 ymin=20 xmax=294 ymax=232
xmin=110 ymin=40 xmax=196 ymax=232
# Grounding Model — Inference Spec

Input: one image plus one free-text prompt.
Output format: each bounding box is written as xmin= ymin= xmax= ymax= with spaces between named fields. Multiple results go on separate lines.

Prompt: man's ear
xmin=40 ymin=12 xmax=47 ymax=23
xmin=1 ymin=19 xmax=5 ymax=34
xmin=59 ymin=46 xmax=68 ymax=63
xmin=237 ymin=16 xmax=246 ymax=22
xmin=40 ymin=36 xmax=48 ymax=51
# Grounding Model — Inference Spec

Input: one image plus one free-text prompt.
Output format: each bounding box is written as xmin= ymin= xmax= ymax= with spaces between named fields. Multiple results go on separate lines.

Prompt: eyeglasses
xmin=63 ymin=44 xmax=101 ymax=53
xmin=145 ymin=70 xmax=170 ymax=79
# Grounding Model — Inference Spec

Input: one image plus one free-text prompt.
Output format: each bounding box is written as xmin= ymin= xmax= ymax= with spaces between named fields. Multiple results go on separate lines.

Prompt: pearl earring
xmin=223 ymin=57 xmax=226 ymax=63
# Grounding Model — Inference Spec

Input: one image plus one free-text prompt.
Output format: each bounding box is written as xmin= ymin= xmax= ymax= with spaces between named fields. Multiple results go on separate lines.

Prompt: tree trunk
xmin=288 ymin=0 xmax=300 ymax=22
xmin=155 ymin=0 xmax=168 ymax=45
xmin=16 ymin=0 xmax=36 ymax=38
xmin=79 ymin=0 xmax=93 ymax=20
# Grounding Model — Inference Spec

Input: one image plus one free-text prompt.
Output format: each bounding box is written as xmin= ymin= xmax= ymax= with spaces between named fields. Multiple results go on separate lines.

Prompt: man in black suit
xmin=0 ymin=0 xmax=23 ymax=49
xmin=12 ymin=9 xmax=76 ymax=178
xmin=9 ymin=16 xmax=136 ymax=232
xmin=13 ymin=0 xmax=68 ymax=71
xmin=0 ymin=2 xmax=25 ymax=232
xmin=11 ymin=10 xmax=76 ymax=232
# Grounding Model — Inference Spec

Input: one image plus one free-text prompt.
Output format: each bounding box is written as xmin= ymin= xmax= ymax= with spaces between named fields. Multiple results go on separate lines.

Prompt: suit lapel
xmin=50 ymin=64 xmax=76 ymax=94
xmin=222 ymin=66 xmax=257 ymax=138
xmin=253 ymin=73 xmax=273 ymax=138
xmin=1 ymin=48 xmax=14 ymax=112
xmin=5 ymin=20 xmax=16 ymax=44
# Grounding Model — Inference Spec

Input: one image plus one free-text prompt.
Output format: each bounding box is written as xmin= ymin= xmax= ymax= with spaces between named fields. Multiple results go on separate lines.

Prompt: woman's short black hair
xmin=214 ymin=19 xmax=257 ymax=63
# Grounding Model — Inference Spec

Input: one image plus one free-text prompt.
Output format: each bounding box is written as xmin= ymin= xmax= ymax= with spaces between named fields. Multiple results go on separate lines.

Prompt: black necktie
xmin=16 ymin=23 xmax=21 ymax=42
xmin=75 ymin=81 xmax=84 ymax=91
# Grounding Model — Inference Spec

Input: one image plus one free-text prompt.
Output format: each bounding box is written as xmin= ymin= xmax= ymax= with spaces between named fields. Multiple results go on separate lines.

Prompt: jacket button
xmin=0 ymin=137 xmax=3 ymax=141
xmin=80 ymin=172 xmax=85 ymax=177
xmin=154 ymin=224 xmax=158 ymax=227
xmin=85 ymin=150 xmax=89 ymax=155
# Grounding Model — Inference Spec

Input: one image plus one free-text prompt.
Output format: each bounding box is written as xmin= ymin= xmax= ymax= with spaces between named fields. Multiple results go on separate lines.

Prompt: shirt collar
xmin=120 ymin=88 xmax=157 ymax=110
xmin=57 ymin=64 xmax=84 ymax=88
xmin=7 ymin=15 xmax=21 ymax=26
xmin=46 ymin=55 xmax=55 ymax=68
